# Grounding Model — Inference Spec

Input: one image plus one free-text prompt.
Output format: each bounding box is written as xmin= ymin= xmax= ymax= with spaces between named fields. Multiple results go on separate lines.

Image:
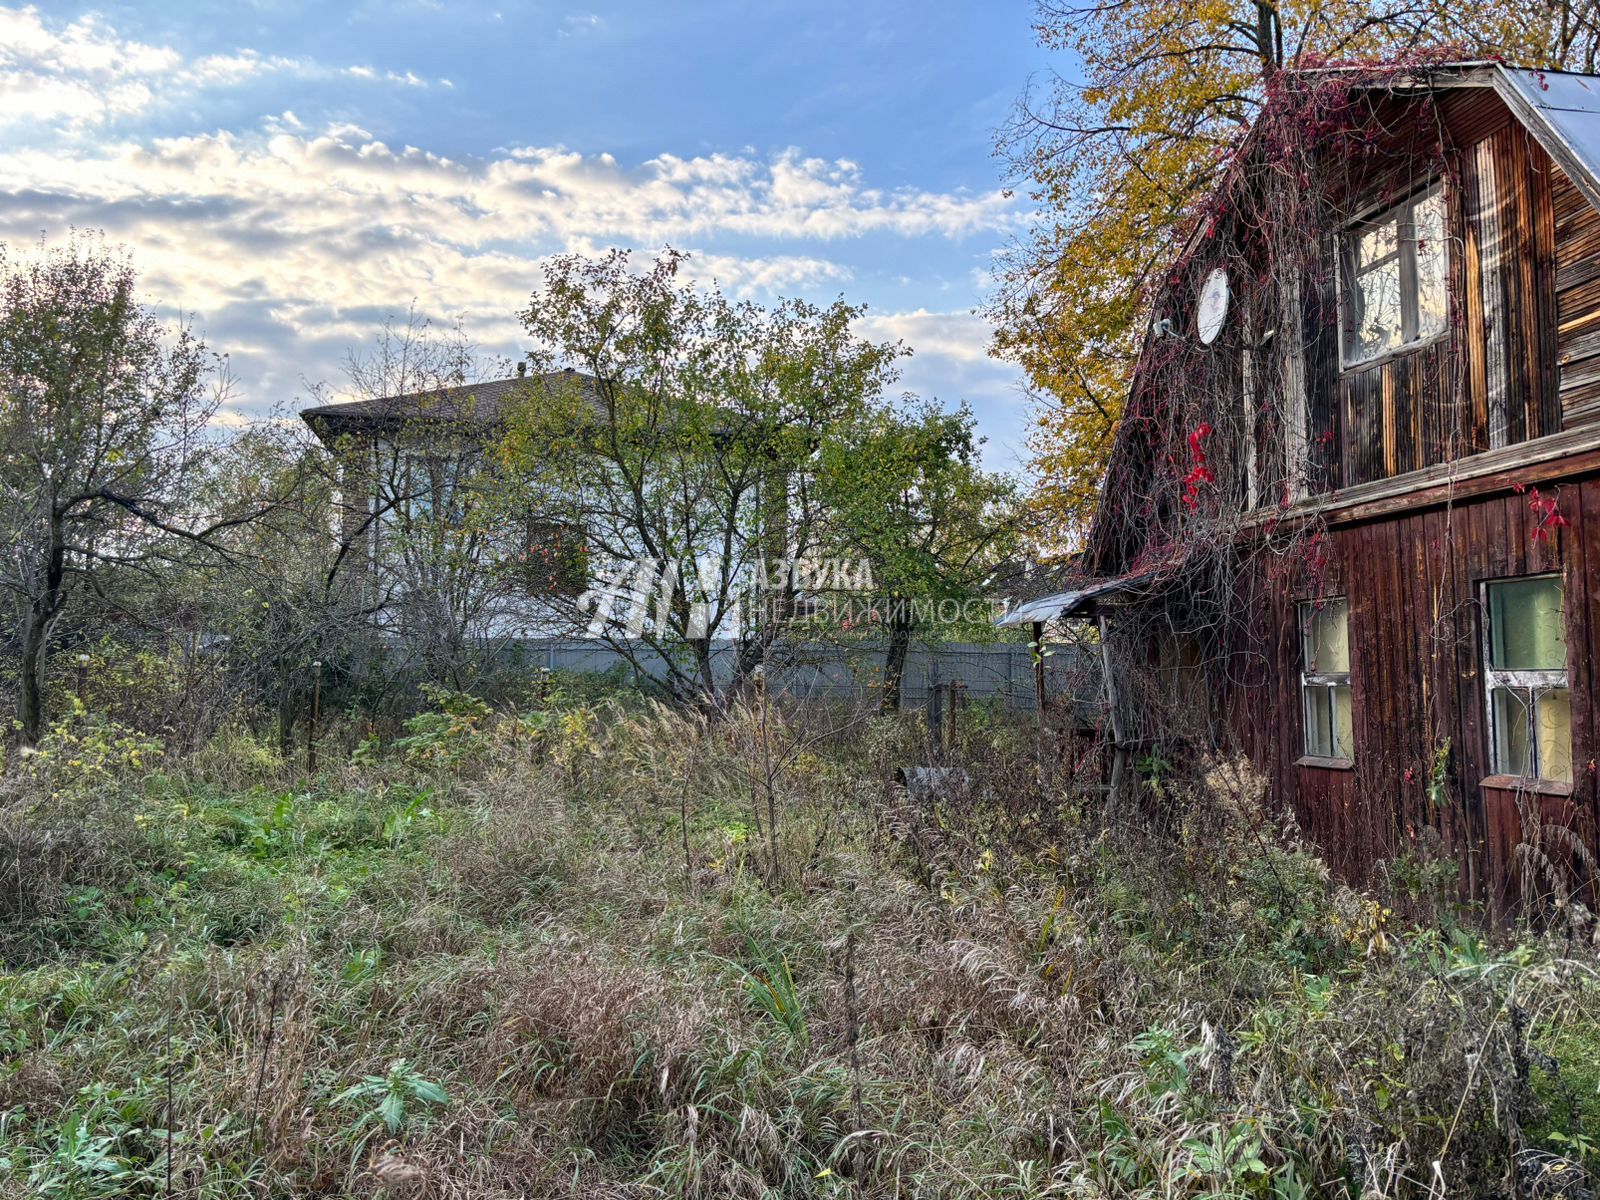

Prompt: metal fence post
xmin=1031 ymin=621 xmax=1047 ymax=720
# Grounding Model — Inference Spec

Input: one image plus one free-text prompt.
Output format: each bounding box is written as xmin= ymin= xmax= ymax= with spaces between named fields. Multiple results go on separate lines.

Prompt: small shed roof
xmin=995 ymin=568 xmax=1168 ymax=628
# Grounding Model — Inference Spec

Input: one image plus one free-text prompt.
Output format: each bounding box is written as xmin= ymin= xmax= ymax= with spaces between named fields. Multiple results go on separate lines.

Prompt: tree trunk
xmin=1255 ymin=2 xmax=1281 ymax=73
xmin=277 ymin=659 xmax=295 ymax=758
xmin=19 ymin=605 xmax=53 ymax=746
xmin=880 ymin=614 xmax=914 ymax=714
xmin=690 ymin=635 xmax=719 ymax=709
xmin=18 ymin=527 xmax=67 ymax=746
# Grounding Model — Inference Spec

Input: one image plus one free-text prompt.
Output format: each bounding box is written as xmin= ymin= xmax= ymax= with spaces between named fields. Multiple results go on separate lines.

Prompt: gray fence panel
xmin=512 ymin=638 xmax=1099 ymax=712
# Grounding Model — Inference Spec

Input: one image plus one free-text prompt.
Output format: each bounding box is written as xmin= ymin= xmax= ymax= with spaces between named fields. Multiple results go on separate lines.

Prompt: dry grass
xmin=0 ymin=699 xmax=1597 ymax=1198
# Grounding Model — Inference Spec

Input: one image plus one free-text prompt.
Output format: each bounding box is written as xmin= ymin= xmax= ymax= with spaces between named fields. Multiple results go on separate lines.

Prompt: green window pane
xmin=1537 ymin=688 xmax=1573 ymax=783
xmin=1302 ymin=598 xmax=1350 ymax=674
xmin=1489 ymin=577 xmax=1566 ymax=670
xmin=1334 ymin=685 xmax=1354 ymax=760
xmin=1491 ymin=686 xmax=1532 ymax=776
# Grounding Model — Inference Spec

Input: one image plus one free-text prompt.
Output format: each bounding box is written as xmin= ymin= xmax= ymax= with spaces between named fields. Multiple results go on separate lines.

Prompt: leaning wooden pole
xmin=1030 ymin=621 xmax=1047 ymax=720
xmin=1098 ymin=617 xmax=1130 ymax=800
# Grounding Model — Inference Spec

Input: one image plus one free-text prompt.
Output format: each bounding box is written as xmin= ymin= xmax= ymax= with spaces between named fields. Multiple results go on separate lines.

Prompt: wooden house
xmin=1009 ymin=64 xmax=1600 ymax=912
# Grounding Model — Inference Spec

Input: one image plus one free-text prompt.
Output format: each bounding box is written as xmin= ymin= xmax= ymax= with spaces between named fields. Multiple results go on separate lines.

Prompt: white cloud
xmin=0 ymin=122 xmax=1013 ymax=301
xmin=0 ymin=5 xmax=450 ymax=131
xmin=344 ymin=64 xmax=445 ymax=88
xmin=0 ymin=5 xmax=1023 ymax=444
xmin=0 ymin=7 xmax=169 ymax=128
xmin=689 ymin=252 xmax=852 ymax=295
xmin=0 ymin=117 xmax=1017 ymax=420
xmin=858 ymin=309 xmax=1031 ymax=470
xmin=559 ymin=13 xmax=603 ymax=36
xmin=857 ymin=308 xmax=995 ymax=363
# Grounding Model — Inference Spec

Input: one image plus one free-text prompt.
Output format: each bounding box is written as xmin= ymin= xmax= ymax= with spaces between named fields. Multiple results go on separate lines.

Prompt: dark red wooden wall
xmin=1228 ymin=472 xmax=1600 ymax=912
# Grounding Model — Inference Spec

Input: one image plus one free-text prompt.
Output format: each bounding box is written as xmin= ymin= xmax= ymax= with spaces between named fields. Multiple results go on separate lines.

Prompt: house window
xmin=1483 ymin=575 xmax=1572 ymax=783
xmin=1300 ymin=598 xmax=1353 ymax=760
xmin=1339 ymin=185 xmax=1449 ymax=367
xmin=398 ymin=449 xmax=467 ymax=524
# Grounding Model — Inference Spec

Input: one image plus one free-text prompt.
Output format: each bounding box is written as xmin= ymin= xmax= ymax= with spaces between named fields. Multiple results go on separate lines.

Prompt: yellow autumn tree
xmin=994 ymin=0 xmax=1597 ymax=542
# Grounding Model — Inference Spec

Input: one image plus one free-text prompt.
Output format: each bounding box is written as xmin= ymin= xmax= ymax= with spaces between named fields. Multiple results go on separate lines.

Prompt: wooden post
xmin=1099 ymin=617 xmax=1130 ymax=800
xmin=1030 ymin=621 xmax=1047 ymax=720
xmin=307 ymin=660 xmax=323 ymax=776
xmin=946 ymin=680 xmax=965 ymax=758
xmin=76 ymin=653 xmax=90 ymax=705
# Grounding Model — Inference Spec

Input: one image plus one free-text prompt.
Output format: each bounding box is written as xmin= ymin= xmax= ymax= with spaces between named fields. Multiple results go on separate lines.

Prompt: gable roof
xmin=300 ymin=368 xmax=602 ymax=441
xmin=1261 ymin=63 xmax=1600 ymax=205
xmin=1148 ymin=63 xmax=1600 ymax=319
xmin=1078 ymin=61 xmax=1600 ymax=572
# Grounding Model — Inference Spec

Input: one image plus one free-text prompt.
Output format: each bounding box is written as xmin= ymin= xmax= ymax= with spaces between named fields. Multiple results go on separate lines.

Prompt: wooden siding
xmin=1553 ymin=166 xmax=1600 ymax=424
xmin=1227 ymin=475 xmax=1600 ymax=912
xmin=1297 ymin=91 xmax=1568 ymax=496
xmin=1089 ymin=80 xmax=1600 ymax=913
xmin=1334 ymin=338 xmax=1460 ymax=485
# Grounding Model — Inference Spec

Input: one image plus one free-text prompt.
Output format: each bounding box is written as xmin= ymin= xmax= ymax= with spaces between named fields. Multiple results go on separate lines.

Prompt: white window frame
xmin=1337 ymin=183 xmax=1448 ymax=369
xmin=1299 ymin=597 xmax=1352 ymax=761
xmin=1482 ymin=574 xmax=1570 ymax=782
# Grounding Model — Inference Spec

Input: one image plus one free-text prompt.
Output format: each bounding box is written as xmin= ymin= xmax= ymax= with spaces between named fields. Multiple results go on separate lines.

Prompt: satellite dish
xmin=1196 ymin=267 xmax=1229 ymax=345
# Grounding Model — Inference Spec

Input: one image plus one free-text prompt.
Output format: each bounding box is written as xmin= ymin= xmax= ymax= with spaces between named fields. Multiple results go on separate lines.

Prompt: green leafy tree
xmin=816 ymin=400 xmax=1021 ymax=711
xmin=497 ymin=249 xmax=904 ymax=707
xmin=308 ymin=313 xmax=530 ymax=692
xmin=196 ymin=416 xmax=384 ymax=751
xmin=0 ymin=237 xmax=249 ymax=744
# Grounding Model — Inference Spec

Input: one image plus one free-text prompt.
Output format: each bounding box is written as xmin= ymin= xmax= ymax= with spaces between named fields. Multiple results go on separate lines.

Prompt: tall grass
xmin=0 ymin=697 xmax=1595 ymax=1197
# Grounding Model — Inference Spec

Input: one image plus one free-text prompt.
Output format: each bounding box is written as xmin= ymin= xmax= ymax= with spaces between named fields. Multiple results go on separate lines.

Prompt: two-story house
xmin=301 ymin=367 xmax=596 ymax=657
xmin=1011 ymin=64 xmax=1600 ymax=912
xmin=300 ymin=362 xmax=815 ymax=699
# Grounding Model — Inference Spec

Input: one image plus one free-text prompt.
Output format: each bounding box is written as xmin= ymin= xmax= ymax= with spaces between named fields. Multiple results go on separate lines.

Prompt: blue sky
xmin=0 ymin=2 xmax=1051 ymax=468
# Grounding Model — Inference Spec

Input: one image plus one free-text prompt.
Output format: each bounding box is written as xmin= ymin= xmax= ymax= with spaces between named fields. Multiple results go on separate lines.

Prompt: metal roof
xmin=1493 ymin=67 xmax=1600 ymax=212
xmin=995 ymin=571 xmax=1163 ymax=628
